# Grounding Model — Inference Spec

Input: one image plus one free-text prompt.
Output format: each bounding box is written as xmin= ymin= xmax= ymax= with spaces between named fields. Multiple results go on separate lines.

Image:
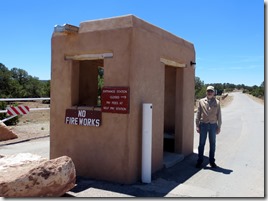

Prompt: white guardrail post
xmin=142 ymin=103 xmax=153 ymax=183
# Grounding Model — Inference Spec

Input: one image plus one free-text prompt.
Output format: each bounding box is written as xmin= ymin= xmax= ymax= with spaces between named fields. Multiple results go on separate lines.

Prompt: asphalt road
xmin=0 ymin=92 xmax=264 ymax=197
xmin=188 ymin=92 xmax=264 ymax=197
xmin=0 ymin=137 xmax=49 ymax=158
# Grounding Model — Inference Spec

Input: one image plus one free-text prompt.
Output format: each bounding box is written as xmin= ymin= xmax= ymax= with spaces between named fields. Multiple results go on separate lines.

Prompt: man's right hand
xmin=196 ymin=127 xmax=200 ymax=133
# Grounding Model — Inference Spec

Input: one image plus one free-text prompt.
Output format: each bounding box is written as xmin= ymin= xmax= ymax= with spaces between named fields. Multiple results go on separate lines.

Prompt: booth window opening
xmin=77 ymin=59 xmax=104 ymax=108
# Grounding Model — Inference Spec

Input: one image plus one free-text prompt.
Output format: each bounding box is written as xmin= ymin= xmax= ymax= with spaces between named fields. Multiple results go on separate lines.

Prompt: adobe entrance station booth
xmin=50 ymin=15 xmax=195 ymax=184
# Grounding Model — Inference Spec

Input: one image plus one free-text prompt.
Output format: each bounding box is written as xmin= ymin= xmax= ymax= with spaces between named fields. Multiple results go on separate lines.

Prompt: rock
xmin=0 ymin=153 xmax=76 ymax=197
xmin=0 ymin=122 xmax=18 ymax=141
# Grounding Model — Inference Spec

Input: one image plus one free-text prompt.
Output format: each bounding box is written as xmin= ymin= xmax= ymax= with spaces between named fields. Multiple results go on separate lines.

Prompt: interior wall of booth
xmin=164 ymin=66 xmax=176 ymax=134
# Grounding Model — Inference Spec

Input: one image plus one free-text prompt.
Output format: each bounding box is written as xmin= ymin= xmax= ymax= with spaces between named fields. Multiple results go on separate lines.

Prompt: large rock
xmin=0 ymin=153 xmax=76 ymax=197
xmin=0 ymin=122 xmax=18 ymax=141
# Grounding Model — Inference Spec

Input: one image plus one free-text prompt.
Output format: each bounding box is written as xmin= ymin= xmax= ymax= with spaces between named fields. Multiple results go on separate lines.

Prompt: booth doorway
xmin=164 ymin=66 xmax=176 ymax=153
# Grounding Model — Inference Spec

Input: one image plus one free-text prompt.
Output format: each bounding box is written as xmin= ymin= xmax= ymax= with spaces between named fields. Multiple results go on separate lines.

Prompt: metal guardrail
xmin=0 ymin=98 xmax=50 ymax=101
xmin=0 ymin=98 xmax=50 ymax=123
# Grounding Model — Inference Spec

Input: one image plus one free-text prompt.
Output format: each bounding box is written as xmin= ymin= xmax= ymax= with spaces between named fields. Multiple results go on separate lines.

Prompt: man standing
xmin=195 ymin=86 xmax=222 ymax=168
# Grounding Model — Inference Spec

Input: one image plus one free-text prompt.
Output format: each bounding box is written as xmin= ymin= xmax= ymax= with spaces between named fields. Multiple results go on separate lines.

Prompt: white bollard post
xmin=142 ymin=103 xmax=153 ymax=183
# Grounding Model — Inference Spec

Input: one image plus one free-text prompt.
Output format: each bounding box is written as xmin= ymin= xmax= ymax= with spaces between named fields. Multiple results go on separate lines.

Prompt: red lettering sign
xmin=65 ymin=109 xmax=101 ymax=127
xmin=101 ymin=87 xmax=130 ymax=114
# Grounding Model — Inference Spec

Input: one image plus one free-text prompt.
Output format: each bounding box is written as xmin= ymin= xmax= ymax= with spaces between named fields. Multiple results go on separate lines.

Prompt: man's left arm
xmin=217 ymin=104 xmax=222 ymax=134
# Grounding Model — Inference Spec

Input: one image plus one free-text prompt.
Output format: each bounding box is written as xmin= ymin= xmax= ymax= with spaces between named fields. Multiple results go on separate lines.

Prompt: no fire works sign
xmin=65 ymin=109 xmax=101 ymax=127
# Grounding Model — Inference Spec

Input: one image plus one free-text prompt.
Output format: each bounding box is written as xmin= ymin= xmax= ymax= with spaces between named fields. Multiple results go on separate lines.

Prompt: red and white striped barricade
xmin=6 ymin=106 xmax=30 ymax=116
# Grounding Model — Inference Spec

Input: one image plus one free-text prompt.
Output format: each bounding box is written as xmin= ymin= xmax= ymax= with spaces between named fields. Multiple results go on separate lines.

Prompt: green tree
xmin=195 ymin=77 xmax=206 ymax=99
xmin=25 ymin=76 xmax=43 ymax=97
xmin=249 ymin=81 xmax=264 ymax=98
xmin=0 ymin=63 xmax=13 ymax=97
xmin=42 ymin=80 xmax=50 ymax=97
xmin=196 ymin=86 xmax=207 ymax=99
xmin=10 ymin=68 xmax=30 ymax=86
xmin=10 ymin=67 xmax=48 ymax=98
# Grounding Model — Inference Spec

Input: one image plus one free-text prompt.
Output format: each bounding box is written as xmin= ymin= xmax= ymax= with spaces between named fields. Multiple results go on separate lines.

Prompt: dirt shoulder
xmin=245 ymin=93 xmax=264 ymax=105
xmin=219 ymin=94 xmax=234 ymax=108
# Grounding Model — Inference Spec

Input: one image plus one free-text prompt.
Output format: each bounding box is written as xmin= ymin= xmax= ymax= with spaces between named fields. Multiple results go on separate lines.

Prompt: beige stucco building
xmin=50 ymin=15 xmax=195 ymax=184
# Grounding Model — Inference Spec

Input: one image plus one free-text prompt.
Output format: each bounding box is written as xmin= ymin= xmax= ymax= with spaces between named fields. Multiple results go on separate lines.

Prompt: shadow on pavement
xmin=203 ymin=166 xmax=233 ymax=174
xmin=67 ymin=153 xmax=214 ymax=197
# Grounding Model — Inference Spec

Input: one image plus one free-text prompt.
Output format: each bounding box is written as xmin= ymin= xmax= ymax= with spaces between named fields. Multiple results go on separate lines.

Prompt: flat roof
xmin=79 ymin=15 xmax=194 ymax=47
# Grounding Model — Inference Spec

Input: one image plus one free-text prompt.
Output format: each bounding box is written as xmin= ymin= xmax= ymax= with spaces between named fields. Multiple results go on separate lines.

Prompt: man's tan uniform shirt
xmin=196 ymin=97 xmax=222 ymax=128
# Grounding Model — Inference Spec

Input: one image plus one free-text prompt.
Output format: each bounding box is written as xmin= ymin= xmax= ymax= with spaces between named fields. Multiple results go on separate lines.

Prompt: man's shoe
xmin=210 ymin=162 xmax=218 ymax=168
xmin=195 ymin=162 xmax=202 ymax=168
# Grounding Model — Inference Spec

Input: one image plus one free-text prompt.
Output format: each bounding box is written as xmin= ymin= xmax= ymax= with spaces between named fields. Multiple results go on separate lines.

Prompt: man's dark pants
xmin=197 ymin=122 xmax=217 ymax=164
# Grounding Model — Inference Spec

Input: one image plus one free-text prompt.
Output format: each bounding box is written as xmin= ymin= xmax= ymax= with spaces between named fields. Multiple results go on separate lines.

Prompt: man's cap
xmin=206 ymin=86 xmax=215 ymax=91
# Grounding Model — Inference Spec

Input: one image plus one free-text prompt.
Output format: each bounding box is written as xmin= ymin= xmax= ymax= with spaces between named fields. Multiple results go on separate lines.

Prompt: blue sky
xmin=0 ymin=0 xmax=264 ymax=86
